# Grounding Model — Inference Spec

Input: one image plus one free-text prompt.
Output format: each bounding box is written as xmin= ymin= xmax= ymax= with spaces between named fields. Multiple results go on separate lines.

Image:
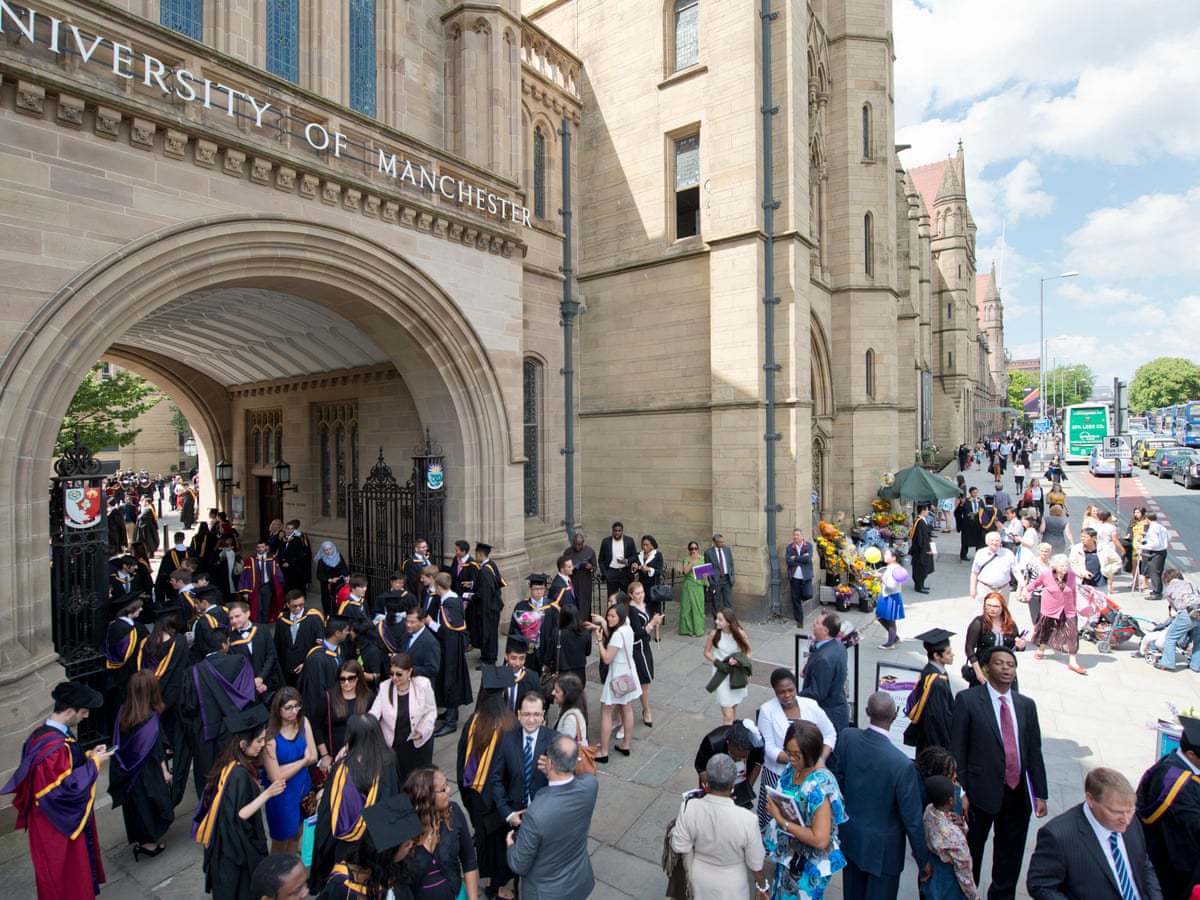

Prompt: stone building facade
xmin=0 ymin=0 xmax=1003 ymax=780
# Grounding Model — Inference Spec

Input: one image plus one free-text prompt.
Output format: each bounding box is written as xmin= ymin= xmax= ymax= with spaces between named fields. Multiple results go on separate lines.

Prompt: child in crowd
xmin=923 ymin=774 xmax=976 ymax=900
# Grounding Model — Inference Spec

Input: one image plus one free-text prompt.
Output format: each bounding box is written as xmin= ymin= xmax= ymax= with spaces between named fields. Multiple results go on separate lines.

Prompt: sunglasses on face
xmin=282 ymin=703 xmax=302 ymax=712
xmin=338 ymin=675 xmax=358 ymax=683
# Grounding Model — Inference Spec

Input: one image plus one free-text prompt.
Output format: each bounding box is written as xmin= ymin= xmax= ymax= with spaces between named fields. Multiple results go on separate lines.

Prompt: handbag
xmin=300 ymin=814 xmax=318 ymax=866
xmin=608 ymin=632 xmax=638 ymax=699
xmin=571 ymin=713 xmax=597 ymax=775
xmin=649 ymin=584 xmax=673 ymax=604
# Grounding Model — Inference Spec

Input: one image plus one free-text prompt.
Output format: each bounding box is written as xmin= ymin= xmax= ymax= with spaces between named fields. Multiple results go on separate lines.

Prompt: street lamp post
xmin=1039 ymin=272 xmax=1079 ymax=421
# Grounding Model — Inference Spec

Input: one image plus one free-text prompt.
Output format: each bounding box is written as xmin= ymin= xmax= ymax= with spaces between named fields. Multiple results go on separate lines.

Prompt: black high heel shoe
xmin=132 ymin=844 xmax=165 ymax=862
xmin=614 ymin=745 xmax=631 ymax=757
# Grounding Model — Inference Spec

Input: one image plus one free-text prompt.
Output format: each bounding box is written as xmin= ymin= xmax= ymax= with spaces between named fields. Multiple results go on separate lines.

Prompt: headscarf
xmin=320 ymin=541 xmax=342 ymax=568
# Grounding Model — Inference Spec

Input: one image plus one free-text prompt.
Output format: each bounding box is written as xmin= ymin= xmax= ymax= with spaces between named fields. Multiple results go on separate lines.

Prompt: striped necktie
xmin=520 ymin=739 xmax=535 ymax=811
xmin=1107 ymin=832 xmax=1137 ymax=900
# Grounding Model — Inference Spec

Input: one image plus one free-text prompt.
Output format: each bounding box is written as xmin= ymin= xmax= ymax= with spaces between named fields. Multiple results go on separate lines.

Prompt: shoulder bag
xmin=609 ymin=631 xmax=638 ymax=698
xmin=571 ymin=711 xmax=597 ymax=775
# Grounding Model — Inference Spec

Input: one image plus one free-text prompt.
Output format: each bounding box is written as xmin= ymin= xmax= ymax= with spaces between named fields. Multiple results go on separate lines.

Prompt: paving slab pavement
xmin=3 ymin=454 xmax=1196 ymax=898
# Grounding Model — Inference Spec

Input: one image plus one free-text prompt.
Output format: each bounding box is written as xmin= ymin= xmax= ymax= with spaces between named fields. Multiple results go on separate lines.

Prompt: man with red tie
xmin=950 ymin=644 xmax=1048 ymax=900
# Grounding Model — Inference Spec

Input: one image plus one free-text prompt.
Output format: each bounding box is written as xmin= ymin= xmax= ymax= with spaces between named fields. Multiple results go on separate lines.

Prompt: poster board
xmin=1157 ymin=719 xmax=1182 ymax=760
xmin=875 ymin=661 xmax=925 ymax=758
xmin=794 ymin=632 xmax=859 ymax=729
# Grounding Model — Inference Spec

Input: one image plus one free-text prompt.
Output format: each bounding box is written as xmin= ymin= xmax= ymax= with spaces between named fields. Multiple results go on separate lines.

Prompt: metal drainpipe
xmin=558 ymin=118 xmax=579 ymax=542
xmin=761 ymin=0 xmax=782 ymax=616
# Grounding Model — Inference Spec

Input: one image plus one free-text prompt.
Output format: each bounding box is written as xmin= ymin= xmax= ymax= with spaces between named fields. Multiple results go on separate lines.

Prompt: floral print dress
xmin=763 ymin=766 xmax=847 ymax=900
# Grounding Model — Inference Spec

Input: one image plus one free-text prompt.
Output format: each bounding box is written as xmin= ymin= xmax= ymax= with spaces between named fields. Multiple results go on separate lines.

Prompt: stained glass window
xmin=523 ymin=361 xmax=539 ymax=518
xmin=335 ymin=424 xmax=347 ymax=519
xmin=349 ymin=0 xmax=376 ymax=117
xmin=161 ymin=0 xmax=202 ymax=42
xmin=266 ymin=0 xmax=299 ymax=84
xmin=320 ymin=425 xmax=332 ymax=518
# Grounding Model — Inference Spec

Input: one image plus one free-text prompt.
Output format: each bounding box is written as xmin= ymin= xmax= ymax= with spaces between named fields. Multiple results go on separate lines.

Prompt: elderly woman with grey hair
xmin=1027 ymin=553 xmax=1087 ymax=674
xmin=670 ymin=753 xmax=768 ymax=899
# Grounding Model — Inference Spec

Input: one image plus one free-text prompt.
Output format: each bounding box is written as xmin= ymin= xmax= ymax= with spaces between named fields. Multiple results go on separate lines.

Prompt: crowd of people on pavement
xmin=7 ymin=449 xmax=1200 ymax=899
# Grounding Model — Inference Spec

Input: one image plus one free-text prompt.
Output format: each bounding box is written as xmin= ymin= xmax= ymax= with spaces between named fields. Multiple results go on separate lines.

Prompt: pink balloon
xmin=890 ymin=564 xmax=909 ymax=583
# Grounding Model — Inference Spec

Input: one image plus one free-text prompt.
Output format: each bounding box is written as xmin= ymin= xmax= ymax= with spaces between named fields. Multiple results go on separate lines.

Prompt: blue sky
xmin=893 ymin=0 xmax=1200 ymax=387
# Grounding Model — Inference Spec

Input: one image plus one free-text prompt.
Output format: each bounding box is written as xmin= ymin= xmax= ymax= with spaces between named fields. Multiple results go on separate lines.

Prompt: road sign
xmin=1033 ymin=418 xmax=1051 ymax=434
xmin=1100 ymin=435 xmax=1132 ymax=459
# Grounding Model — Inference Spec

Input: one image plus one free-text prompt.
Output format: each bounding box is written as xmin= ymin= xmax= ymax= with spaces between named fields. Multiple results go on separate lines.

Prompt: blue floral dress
xmin=763 ymin=766 xmax=847 ymax=900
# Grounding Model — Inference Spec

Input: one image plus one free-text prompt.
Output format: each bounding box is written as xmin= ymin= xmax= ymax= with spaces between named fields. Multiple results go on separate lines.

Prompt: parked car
xmin=1088 ymin=448 xmax=1133 ymax=477
xmin=1171 ymin=452 xmax=1200 ymax=489
xmin=1155 ymin=448 xmax=1194 ymax=478
xmin=1135 ymin=437 xmax=1178 ymax=468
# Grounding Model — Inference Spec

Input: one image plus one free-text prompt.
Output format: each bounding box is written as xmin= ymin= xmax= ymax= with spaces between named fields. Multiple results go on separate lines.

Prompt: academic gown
xmin=155 ymin=546 xmax=191 ymax=609
xmin=299 ymin=644 xmax=343 ymax=729
xmin=903 ymin=662 xmax=954 ymax=753
xmin=237 ymin=555 xmax=285 ymax=623
xmin=1136 ymin=751 xmax=1200 ymax=899
xmin=137 ymin=633 xmax=191 ymax=805
xmin=307 ymin=759 xmax=398 ymax=894
xmin=105 ymin=617 xmax=144 ymax=709
xmin=229 ymin=624 xmax=284 ymax=703
xmin=194 ymin=762 xmax=268 ymax=900
xmin=274 ymin=608 xmax=326 ymax=687
xmin=436 ymin=595 xmax=474 ymax=708
xmin=279 ymin=533 xmax=313 ymax=593
xmin=108 ymin=712 xmax=173 ymax=845
xmin=190 ymin=601 xmax=232 ymax=662
xmin=182 ymin=653 xmax=258 ymax=797
xmin=473 ymin=560 xmax=507 ymax=664
xmin=456 ymin=714 xmax=509 ymax=883
xmin=1 ymin=725 xmax=106 ymax=899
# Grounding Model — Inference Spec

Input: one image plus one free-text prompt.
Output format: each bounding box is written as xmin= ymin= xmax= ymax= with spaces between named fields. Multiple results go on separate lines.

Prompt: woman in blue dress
xmin=262 ymin=686 xmax=318 ymax=855
xmin=763 ymin=720 xmax=847 ymax=900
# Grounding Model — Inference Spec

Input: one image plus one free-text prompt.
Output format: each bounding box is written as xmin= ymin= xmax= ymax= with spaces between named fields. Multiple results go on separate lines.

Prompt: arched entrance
xmin=0 ymin=215 xmax=517 ymax=739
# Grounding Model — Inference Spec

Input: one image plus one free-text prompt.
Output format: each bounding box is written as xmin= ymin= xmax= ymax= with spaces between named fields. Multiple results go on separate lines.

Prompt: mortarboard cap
xmin=978 ymin=644 xmax=1017 ymax=668
xmin=480 ymin=665 xmax=517 ymax=693
xmin=475 ymin=542 xmax=493 ymax=555
xmin=504 ymin=633 xmax=530 ymax=655
xmin=220 ymin=704 xmax=269 ymax=743
xmin=914 ymin=628 xmax=955 ymax=654
xmin=1178 ymin=715 xmax=1200 ymax=753
xmin=51 ymin=681 xmax=103 ymax=710
xmin=526 ymin=572 xmax=549 ymax=585
xmin=362 ymin=794 xmax=422 ymax=852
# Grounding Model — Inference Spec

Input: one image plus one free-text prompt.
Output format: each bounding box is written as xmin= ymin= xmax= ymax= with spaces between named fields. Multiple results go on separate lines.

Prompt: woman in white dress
xmin=593 ymin=603 xmax=640 ymax=763
xmin=704 ymin=608 xmax=753 ymax=724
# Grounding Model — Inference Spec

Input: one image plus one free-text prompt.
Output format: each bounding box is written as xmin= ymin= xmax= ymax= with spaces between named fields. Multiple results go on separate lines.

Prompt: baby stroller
xmin=1079 ymin=590 xmax=1147 ymax=653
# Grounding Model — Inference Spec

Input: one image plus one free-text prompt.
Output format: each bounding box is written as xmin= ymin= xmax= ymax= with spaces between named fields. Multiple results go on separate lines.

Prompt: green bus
xmin=1063 ymin=403 xmax=1111 ymax=463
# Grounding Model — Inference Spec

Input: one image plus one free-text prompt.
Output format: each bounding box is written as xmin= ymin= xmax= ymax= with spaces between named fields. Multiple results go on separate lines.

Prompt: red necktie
xmin=999 ymin=695 xmax=1020 ymax=789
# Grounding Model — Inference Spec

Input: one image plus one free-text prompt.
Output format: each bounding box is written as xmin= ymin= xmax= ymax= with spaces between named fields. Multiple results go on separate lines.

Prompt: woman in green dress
xmin=679 ymin=541 xmax=706 ymax=636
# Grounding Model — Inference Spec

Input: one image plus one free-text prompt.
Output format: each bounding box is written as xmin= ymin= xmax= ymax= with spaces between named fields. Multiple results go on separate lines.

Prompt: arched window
xmin=533 ymin=127 xmax=546 ymax=219
xmin=523 ymin=361 xmax=540 ymax=517
xmin=865 ymin=349 xmax=876 ymax=399
xmin=863 ymin=212 xmax=873 ymax=275
xmin=161 ymin=0 xmax=203 ymax=41
xmin=672 ymin=0 xmax=699 ymax=72
xmin=861 ymin=103 xmax=871 ymax=159
xmin=266 ymin=0 xmax=300 ymax=83
xmin=349 ymin=0 xmax=377 ymax=116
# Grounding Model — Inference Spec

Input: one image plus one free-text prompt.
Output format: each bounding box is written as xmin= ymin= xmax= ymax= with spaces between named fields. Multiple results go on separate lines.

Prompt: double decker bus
xmin=1063 ymin=403 xmax=1111 ymax=463
xmin=1180 ymin=401 xmax=1200 ymax=448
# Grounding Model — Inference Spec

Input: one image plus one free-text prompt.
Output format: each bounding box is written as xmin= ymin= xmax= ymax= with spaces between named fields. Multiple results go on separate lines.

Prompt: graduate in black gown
xmin=903 ymin=628 xmax=956 ymax=753
xmin=471 ymin=543 xmax=507 ymax=665
xmin=182 ymin=627 xmax=259 ymax=798
xmin=432 ymin=572 xmax=473 ymax=738
xmin=105 ymin=595 xmax=146 ymax=712
xmin=192 ymin=705 xmax=286 ymax=900
xmin=136 ymin=612 xmax=191 ymax=805
xmin=108 ymin=670 xmax=173 ymax=859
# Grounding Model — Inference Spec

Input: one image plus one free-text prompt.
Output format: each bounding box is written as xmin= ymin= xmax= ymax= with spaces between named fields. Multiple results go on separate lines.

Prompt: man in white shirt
xmin=1139 ymin=513 xmax=1169 ymax=600
xmin=970 ymin=532 xmax=1023 ymax=602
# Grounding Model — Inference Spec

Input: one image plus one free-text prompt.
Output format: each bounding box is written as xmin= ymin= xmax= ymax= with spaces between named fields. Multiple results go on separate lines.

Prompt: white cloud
xmin=1065 ymin=188 xmax=1200 ymax=279
xmin=1057 ymin=283 xmax=1152 ymax=308
xmin=998 ymin=161 xmax=1052 ymax=221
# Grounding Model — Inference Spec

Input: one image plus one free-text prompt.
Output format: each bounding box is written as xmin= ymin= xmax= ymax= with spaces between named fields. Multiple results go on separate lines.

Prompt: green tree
xmin=56 ymin=363 xmax=161 ymax=456
xmin=1129 ymin=357 xmax=1200 ymax=412
xmin=1044 ymin=363 xmax=1094 ymax=409
xmin=168 ymin=404 xmax=190 ymax=445
xmin=1007 ymin=369 xmax=1037 ymax=412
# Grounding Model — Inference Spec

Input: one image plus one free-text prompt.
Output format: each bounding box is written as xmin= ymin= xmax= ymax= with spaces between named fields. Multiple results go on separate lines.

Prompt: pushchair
xmin=1079 ymin=589 xmax=1148 ymax=653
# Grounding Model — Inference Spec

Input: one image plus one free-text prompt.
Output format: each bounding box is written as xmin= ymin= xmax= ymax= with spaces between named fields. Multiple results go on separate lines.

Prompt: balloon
xmin=890 ymin=564 xmax=909 ymax=583
xmin=881 ymin=472 xmax=895 ymax=487
xmin=864 ymin=546 xmax=882 ymax=564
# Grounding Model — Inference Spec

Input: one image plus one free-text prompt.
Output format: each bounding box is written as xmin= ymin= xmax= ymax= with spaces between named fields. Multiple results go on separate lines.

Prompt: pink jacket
xmin=368 ymin=675 xmax=437 ymax=749
xmin=1029 ymin=568 xmax=1079 ymax=620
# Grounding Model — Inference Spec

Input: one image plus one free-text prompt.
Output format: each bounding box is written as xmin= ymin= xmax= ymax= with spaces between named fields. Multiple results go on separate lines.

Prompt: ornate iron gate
xmin=347 ymin=432 xmax=445 ymax=602
xmin=49 ymin=437 xmax=117 ymax=746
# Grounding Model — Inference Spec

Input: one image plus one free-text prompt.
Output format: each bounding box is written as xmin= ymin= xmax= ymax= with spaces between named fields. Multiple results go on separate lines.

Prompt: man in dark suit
xmin=784 ymin=528 xmax=814 ymax=626
xmin=402 ymin=605 xmax=442 ymax=681
xmin=951 ymin=644 xmax=1048 ymax=900
xmin=801 ymin=611 xmax=850 ymax=733
xmin=549 ymin=555 xmax=577 ymax=611
xmin=960 ymin=487 xmax=984 ymax=560
xmin=506 ymin=733 xmax=598 ymax=900
xmin=403 ymin=537 xmax=431 ymax=596
xmin=274 ymin=590 xmax=326 ymax=687
xmin=1028 ymin=767 xmax=1162 ymax=899
xmin=830 ymin=692 xmax=930 ymax=899
xmin=598 ymin=522 xmax=636 ymax=598
xmin=910 ymin=504 xmax=935 ymax=593
xmin=703 ymin=533 xmax=735 ymax=611
xmin=1135 ymin=714 xmax=1200 ymax=899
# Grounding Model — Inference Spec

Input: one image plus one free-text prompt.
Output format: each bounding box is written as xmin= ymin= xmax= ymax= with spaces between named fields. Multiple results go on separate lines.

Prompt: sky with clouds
xmin=893 ymin=0 xmax=1200 ymax=389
